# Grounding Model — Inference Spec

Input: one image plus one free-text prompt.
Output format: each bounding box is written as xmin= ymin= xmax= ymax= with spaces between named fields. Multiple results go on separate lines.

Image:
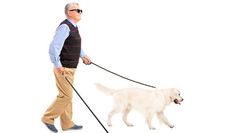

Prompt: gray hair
xmin=64 ymin=2 xmax=79 ymax=15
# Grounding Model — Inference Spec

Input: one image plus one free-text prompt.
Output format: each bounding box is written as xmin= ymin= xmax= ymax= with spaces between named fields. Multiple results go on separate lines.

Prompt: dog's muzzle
xmin=174 ymin=98 xmax=183 ymax=105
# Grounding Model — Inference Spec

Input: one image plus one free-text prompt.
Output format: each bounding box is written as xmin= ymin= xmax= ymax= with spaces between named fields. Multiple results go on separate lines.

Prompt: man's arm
xmin=49 ymin=24 xmax=70 ymax=68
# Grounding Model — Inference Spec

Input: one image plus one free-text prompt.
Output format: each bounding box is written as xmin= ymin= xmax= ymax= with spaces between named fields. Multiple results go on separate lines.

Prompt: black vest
xmin=59 ymin=19 xmax=81 ymax=68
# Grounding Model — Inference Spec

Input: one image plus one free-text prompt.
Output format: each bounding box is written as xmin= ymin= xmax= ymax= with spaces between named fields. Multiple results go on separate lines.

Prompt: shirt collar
xmin=67 ymin=19 xmax=77 ymax=28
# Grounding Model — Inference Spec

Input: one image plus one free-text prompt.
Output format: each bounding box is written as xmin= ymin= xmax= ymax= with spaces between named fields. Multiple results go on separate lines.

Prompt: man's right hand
xmin=56 ymin=67 xmax=65 ymax=74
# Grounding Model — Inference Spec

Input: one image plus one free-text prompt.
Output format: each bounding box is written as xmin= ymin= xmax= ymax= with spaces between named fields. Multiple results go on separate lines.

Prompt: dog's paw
xmin=127 ymin=124 xmax=134 ymax=127
xmin=169 ymin=125 xmax=174 ymax=128
xmin=149 ymin=127 xmax=156 ymax=130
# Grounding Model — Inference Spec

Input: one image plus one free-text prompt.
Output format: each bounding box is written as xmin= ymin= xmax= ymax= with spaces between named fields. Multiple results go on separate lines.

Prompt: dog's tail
xmin=94 ymin=83 xmax=115 ymax=96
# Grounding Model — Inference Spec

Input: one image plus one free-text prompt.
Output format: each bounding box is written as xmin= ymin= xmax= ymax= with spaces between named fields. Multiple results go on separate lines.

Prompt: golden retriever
xmin=94 ymin=83 xmax=183 ymax=130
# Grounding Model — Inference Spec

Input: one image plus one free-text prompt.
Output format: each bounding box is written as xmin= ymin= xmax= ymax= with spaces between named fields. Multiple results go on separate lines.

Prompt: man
xmin=42 ymin=2 xmax=91 ymax=133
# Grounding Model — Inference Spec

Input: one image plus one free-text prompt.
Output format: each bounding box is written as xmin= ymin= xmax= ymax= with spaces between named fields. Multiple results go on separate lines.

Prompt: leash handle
xmin=91 ymin=62 xmax=156 ymax=88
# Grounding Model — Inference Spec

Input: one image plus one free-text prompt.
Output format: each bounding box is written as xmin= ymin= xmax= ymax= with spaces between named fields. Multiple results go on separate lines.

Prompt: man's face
xmin=67 ymin=5 xmax=82 ymax=22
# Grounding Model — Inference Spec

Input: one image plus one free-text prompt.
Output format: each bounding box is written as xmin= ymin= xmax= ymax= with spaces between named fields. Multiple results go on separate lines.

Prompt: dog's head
xmin=168 ymin=88 xmax=184 ymax=105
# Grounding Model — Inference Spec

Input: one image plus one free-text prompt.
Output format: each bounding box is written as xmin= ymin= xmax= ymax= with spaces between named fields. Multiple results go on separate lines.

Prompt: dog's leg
xmin=145 ymin=112 xmax=155 ymax=130
xmin=157 ymin=112 xmax=174 ymax=128
xmin=122 ymin=106 xmax=133 ymax=127
xmin=107 ymin=109 xmax=119 ymax=127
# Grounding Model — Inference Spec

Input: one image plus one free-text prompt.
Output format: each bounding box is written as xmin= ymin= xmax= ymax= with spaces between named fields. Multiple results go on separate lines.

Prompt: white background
xmin=0 ymin=0 xmax=236 ymax=133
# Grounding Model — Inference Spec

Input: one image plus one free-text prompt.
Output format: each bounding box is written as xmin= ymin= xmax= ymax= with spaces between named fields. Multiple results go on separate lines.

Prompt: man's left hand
xmin=81 ymin=55 xmax=91 ymax=65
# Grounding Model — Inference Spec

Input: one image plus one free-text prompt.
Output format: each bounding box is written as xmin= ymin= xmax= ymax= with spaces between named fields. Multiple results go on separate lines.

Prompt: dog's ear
xmin=162 ymin=88 xmax=175 ymax=103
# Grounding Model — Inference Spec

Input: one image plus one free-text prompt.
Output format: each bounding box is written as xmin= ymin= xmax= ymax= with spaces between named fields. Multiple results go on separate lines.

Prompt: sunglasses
xmin=69 ymin=9 xmax=83 ymax=14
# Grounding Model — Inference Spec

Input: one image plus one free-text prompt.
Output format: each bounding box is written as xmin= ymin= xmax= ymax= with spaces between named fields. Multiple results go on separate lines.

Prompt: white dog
xmin=94 ymin=83 xmax=183 ymax=130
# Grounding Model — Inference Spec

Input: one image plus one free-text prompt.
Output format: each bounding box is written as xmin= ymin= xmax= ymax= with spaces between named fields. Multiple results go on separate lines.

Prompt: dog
xmin=94 ymin=83 xmax=183 ymax=130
